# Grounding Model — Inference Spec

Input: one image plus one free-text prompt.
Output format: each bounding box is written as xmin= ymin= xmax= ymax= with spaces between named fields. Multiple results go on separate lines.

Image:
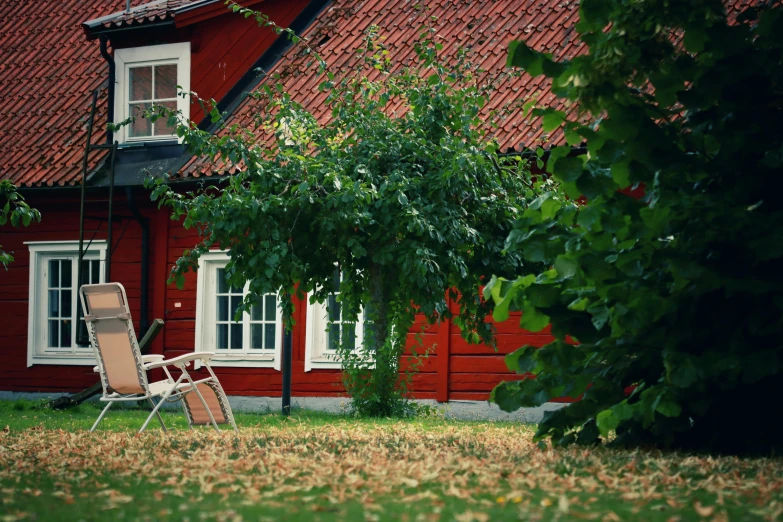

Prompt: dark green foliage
xmin=487 ymin=0 xmax=783 ymax=454
xmin=148 ymin=26 xmax=534 ymax=416
xmin=0 ymin=179 xmax=41 ymax=269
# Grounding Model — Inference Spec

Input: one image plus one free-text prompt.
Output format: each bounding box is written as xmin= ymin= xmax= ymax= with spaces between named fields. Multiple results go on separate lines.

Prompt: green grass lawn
xmin=0 ymin=400 xmax=780 ymax=522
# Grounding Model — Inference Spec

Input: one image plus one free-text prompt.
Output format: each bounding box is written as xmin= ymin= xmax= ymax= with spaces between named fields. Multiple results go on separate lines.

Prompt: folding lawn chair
xmin=79 ymin=282 xmax=237 ymax=433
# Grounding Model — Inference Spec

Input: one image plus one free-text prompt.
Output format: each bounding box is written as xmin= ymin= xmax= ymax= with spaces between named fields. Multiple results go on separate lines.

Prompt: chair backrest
xmin=79 ymin=283 xmax=148 ymax=395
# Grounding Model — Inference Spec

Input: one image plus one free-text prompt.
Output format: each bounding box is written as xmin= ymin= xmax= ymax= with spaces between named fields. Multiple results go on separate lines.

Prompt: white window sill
xmin=308 ymin=357 xmax=343 ymax=370
xmin=306 ymin=355 xmax=376 ymax=372
xmin=28 ymin=355 xmax=96 ymax=367
xmin=196 ymin=354 xmax=277 ymax=369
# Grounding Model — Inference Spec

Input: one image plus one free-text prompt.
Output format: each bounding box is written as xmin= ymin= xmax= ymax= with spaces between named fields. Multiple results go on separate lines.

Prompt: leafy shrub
xmin=148 ymin=20 xmax=536 ymax=416
xmin=487 ymin=0 xmax=783 ymax=454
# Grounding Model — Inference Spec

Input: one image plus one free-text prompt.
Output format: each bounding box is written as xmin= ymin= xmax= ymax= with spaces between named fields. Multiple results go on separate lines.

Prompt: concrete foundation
xmin=0 ymin=391 xmax=565 ymax=423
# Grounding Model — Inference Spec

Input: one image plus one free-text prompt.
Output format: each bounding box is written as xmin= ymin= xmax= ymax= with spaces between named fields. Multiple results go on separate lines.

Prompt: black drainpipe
xmin=99 ymin=35 xmax=114 ymax=145
xmin=126 ymin=187 xmax=150 ymax=337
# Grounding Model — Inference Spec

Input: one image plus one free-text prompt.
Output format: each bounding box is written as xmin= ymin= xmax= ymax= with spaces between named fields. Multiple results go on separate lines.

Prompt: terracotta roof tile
xmin=184 ymin=0 xmax=752 ymax=179
xmin=82 ymin=0 xmax=197 ymax=32
xmin=182 ymin=0 xmax=585 ymax=178
xmin=2 ymin=0 xmax=757 ymax=186
xmin=0 ymin=0 xmax=130 ymax=187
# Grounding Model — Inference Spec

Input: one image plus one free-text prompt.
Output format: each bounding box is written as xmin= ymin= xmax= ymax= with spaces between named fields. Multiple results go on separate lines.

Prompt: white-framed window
xmin=25 ymin=240 xmax=106 ymax=366
xmin=304 ymin=277 xmax=371 ymax=372
xmin=114 ymin=42 xmax=190 ymax=144
xmin=195 ymin=251 xmax=282 ymax=368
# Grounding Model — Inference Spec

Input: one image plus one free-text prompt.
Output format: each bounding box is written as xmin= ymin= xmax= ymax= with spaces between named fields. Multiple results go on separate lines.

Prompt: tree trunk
xmin=366 ymin=262 xmax=398 ymax=414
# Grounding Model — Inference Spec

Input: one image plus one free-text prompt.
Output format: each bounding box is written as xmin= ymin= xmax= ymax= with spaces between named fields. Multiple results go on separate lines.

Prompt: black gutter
xmin=200 ymin=0 xmax=333 ymax=133
xmin=86 ymin=20 xmax=175 ymax=39
xmin=99 ymin=36 xmax=115 ymax=145
xmin=126 ymin=187 xmax=150 ymax=337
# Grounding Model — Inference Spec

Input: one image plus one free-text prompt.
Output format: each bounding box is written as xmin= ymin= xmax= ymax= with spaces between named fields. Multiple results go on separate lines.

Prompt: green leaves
xmin=1 ymin=180 xmax=41 ymax=270
xmin=150 ymin=26 xmax=535 ymax=418
xmin=595 ymin=409 xmax=619 ymax=436
xmin=494 ymin=0 xmax=783 ymax=454
xmin=507 ymin=41 xmax=544 ymax=76
xmin=542 ymin=110 xmax=567 ymax=133
xmin=552 ymin=156 xmax=583 ymax=183
xmin=519 ymin=307 xmax=550 ymax=332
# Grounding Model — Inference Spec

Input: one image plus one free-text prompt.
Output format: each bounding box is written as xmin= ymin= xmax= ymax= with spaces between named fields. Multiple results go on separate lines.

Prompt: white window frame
xmin=304 ymin=290 xmax=368 ymax=372
xmin=195 ymin=251 xmax=282 ymax=369
xmin=25 ymin=240 xmax=107 ymax=367
xmin=114 ymin=42 xmax=191 ymax=145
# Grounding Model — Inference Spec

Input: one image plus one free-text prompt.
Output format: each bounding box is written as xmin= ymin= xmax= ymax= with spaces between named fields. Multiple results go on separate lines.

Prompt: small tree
xmin=149 ymin=26 xmax=534 ymax=416
xmin=1 ymin=180 xmax=41 ymax=269
xmin=487 ymin=0 xmax=783 ymax=453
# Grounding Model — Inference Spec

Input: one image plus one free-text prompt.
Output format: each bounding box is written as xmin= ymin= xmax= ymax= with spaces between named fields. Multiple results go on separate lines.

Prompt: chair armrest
xmin=144 ymin=352 xmax=215 ymax=370
xmin=141 ymin=354 xmax=165 ymax=363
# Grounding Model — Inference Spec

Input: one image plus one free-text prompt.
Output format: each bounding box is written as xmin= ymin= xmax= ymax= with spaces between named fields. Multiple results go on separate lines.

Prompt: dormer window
xmin=114 ymin=42 xmax=190 ymax=144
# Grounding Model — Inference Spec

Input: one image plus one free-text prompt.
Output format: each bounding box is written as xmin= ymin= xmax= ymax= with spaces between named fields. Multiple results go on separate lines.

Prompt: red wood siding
xmin=0 ymin=191 xmax=556 ymax=402
xmin=0 ymin=190 xmax=161 ymax=392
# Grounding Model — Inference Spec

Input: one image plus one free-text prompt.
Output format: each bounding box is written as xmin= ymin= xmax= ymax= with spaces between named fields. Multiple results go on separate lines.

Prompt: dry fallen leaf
xmin=694 ymin=502 xmax=715 ymax=517
xmin=0 ymin=418 xmax=780 ymax=522
xmin=454 ymin=511 xmax=489 ymax=522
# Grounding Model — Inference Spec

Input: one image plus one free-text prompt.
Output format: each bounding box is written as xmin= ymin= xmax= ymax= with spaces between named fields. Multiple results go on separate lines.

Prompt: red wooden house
xmin=5 ymin=0 xmax=740 ymax=408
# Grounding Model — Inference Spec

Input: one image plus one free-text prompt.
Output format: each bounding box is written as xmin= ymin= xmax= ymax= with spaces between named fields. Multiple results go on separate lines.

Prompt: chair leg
xmin=140 ymin=395 xmax=168 ymax=433
xmin=147 ymin=398 xmax=167 ymax=432
xmin=91 ymin=401 xmax=114 ymax=432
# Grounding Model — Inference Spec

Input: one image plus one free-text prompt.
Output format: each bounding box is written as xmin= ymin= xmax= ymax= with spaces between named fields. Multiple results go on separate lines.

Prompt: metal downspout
xmin=99 ymin=35 xmax=118 ymax=282
xmin=126 ymin=187 xmax=150 ymax=337
xmin=99 ymin=36 xmax=114 ymax=145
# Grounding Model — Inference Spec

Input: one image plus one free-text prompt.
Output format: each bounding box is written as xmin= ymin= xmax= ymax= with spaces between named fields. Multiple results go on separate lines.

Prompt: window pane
xmin=129 ymin=102 xmax=152 ymax=138
xmin=264 ymin=295 xmax=276 ymax=321
xmin=61 ymin=290 xmax=72 ymax=318
xmin=329 ymin=324 xmax=340 ymax=351
xmin=217 ymin=324 xmax=228 ymax=349
xmin=91 ymin=260 xmax=101 ymax=284
xmin=49 ymin=260 xmax=59 ymax=288
xmin=129 ymin=66 xmax=152 ymax=101
xmin=230 ymin=324 xmax=242 ymax=349
xmin=217 ymin=296 xmax=228 ymax=322
xmin=217 ymin=269 xmax=228 ymax=293
xmin=328 ymin=295 xmax=340 ymax=322
xmin=343 ymin=324 xmax=356 ymax=351
xmin=61 ymin=260 xmax=72 ymax=288
xmin=251 ymin=324 xmax=263 ymax=349
xmin=60 ymin=320 xmax=71 ymax=348
xmin=153 ymin=100 xmax=177 ymax=136
xmin=80 ymin=260 xmax=89 ymax=287
xmin=81 ymin=259 xmax=100 ymax=285
xmin=154 ymin=64 xmax=177 ymax=99
xmin=230 ymin=296 xmax=242 ymax=321
xmin=78 ymin=320 xmax=88 ymax=347
xmin=264 ymin=323 xmax=275 ymax=349
xmin=48 ymin=320 xmax=59 ymax=347
xmin=49 ymin=290 xmax=59 ymax=317
xmin=251 ymin=298 xmax=263 ymax=321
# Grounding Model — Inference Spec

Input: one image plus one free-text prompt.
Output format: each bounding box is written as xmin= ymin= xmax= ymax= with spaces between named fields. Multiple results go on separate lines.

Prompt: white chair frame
xmin=80 ymin=283 xmax=238 ymax=434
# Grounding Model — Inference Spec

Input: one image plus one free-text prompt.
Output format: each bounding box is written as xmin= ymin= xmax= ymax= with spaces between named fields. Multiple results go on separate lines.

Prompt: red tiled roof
xmin=181 ymin=0 xmax=587 ymax=178
xmin=0 ymin=0 xmax=129 ymax=187
xmin=1 ymin=0 xmax=757 ymax=186
xmin=181 ymin=0 xmax=756 ymax=180
xmin=82 ymin=0 xmax=204 ymax=34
